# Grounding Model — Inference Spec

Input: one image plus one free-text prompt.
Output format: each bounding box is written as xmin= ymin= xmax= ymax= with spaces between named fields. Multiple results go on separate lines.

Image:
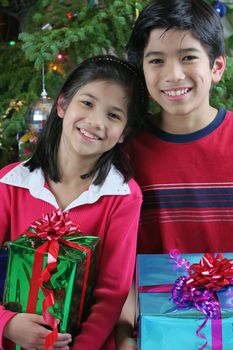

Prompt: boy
xmin=117 ymin=0 xmax=232 ymax=348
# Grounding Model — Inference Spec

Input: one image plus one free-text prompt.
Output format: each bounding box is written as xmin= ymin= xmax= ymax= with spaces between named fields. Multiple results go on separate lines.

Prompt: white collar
xmin=0 ymin=162 xmax=130 ymax=211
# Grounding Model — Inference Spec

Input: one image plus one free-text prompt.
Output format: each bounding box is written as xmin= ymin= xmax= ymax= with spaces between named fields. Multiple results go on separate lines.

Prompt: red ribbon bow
xmin=187 ymin=253 xmax=233 ymax=291
xmin=24 ymin=209 xmax=90 ymax=350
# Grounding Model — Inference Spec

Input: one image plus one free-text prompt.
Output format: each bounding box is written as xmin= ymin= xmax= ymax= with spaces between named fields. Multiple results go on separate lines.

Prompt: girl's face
xmin=57 ymin=80 xmax=128 ymax=163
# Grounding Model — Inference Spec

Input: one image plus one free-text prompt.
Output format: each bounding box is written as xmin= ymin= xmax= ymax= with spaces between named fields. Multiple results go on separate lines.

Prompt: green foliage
xmin=210 ymin=56 xmax=233 ymax=110
xmin=0 ymin=0 xmax=10 ymax=6
xmin=19 ymin=0 xmax=143 ymax=67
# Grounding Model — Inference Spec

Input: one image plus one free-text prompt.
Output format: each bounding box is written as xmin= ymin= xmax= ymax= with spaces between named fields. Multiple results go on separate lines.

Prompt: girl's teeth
xmin=80 ymin=129 xmax=98 ymax=139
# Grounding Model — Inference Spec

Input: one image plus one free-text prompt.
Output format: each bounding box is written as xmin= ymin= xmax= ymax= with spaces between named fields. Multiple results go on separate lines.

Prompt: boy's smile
xmin=143 ymin=28 xmax=225 ymax=133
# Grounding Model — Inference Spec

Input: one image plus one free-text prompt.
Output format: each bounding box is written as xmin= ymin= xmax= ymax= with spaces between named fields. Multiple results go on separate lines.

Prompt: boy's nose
xmin=164 ymin=62 xmax=185 ymax=82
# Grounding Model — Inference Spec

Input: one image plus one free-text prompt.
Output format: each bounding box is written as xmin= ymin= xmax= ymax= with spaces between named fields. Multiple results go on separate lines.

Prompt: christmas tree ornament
xmin=26 ymin=62 xmax=53 ymax=134
xmin=19 ymin=63 xmax=53 ymax=159
xmin=66 ymin=11 xmax=77 ymax=20
xmin=211 ymin=1 xmax=227 ymax=17
xmin=42 ymin=23 xmax=53 ymax=31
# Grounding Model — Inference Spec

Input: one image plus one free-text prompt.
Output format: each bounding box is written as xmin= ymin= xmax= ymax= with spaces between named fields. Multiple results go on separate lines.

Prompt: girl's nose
xmin=87 ymin=110 xmax=104 ymax=129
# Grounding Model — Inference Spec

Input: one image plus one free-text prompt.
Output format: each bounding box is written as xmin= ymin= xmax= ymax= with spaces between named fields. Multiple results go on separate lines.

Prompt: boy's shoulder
xmin=227 ymin=109 xmax=233 ymax=116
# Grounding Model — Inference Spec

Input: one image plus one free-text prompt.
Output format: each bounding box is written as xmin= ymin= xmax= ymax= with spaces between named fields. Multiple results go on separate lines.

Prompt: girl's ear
xmin=57 ymin=95 xmax=66 ymax=118
xmin=118 ymin=135 xmax=125 ymax=144
xmin=211 ymin=55 xmax=226 ymax=83
xmin=118 ymin=128 xmax=129 ymax=144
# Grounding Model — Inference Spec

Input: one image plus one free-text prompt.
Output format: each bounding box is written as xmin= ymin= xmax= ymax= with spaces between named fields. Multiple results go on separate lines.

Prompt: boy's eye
xmin=182 ymin=55 xmax=197 ymax=61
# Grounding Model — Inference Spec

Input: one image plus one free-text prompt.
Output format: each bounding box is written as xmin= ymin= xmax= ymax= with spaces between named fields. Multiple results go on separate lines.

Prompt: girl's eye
xmin=108 ymin=112 xmax=121 ymax=120
xmin=81 ymin=100 xmax=93 ymax=107
xmin=149 ymin=58 xmax=163 ymax=64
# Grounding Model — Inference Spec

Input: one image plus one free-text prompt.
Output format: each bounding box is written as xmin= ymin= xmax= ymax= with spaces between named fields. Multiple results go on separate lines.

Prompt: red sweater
xmin=126 ymin=109 xmax=233 ymax=254
xmin=0 ymin=162 xmax=142 ymax=350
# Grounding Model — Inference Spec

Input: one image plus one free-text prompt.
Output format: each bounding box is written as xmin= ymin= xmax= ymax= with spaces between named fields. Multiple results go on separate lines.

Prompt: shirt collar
xmin=0 ymin=162 xmax=130 ymax=211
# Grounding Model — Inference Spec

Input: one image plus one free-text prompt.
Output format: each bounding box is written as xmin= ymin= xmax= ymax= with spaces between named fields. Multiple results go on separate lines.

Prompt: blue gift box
xmin=0 ymin=247 xmax=8 ymax=301
xmin=137 ymin=254 xmax=233 ymax=350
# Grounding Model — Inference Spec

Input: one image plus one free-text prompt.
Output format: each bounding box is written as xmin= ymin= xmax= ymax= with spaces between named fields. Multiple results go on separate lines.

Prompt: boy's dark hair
xmin=127 ymin=0 xmax=225 ymax=68
xmin=25 ymin=55 xmax=148 ymax=185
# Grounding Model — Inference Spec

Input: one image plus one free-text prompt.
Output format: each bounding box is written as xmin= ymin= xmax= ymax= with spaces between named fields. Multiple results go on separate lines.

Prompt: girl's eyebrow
xmin=144 ymin=51 xmax=163 ymax=58
xmin=80 ymin=93 xmax=98 ymax=100
xmin=111 ymin=106 xmax=125 ymax=114
xmin=80 ymin=93 xmax=126 ymax=114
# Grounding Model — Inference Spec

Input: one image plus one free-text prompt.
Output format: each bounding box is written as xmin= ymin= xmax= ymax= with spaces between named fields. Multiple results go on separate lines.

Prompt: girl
xmin=0 ymin=55 xmax=148 ymax=350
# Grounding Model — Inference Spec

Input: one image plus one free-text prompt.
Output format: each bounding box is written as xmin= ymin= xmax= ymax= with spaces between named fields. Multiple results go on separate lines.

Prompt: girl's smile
xmin=78 ymin=127 xmax=102 ymax=141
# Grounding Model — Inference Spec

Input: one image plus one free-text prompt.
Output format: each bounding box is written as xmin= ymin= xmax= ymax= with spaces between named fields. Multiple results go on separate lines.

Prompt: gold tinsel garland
xmin=0 ymin=99 xmax=25 ymax=149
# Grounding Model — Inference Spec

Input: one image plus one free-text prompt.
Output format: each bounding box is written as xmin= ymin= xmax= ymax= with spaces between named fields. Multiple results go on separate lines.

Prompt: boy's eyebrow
xmin=144 ymin=47 xmax=201 ymax=58
xmin=179 ymin=47 xmax=201 ymax=53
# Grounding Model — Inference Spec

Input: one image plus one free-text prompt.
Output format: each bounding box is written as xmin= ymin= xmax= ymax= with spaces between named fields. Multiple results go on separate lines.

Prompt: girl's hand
xmin=3 ymin=313 xmax=72 ymax=350
xmin=52 ymin=332 xmax=72 ymax=350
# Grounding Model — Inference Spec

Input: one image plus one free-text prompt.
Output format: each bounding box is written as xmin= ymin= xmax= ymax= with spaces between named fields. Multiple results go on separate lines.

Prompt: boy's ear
xmin=57 ymin=95 xmax=66 ymax=118
xmin=211 ymin=55 xmax=226 ymax=83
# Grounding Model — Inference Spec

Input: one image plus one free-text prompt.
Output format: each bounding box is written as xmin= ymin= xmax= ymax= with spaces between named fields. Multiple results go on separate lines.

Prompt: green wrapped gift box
xmin=3 ymin=211 xmax=100 ymax=350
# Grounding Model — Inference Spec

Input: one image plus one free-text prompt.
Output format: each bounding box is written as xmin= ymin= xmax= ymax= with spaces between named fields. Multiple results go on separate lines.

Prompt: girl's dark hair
xmin=127 ymin=0 xmax=225 ymax=68
xmin=24 ymin=55 xmax=148 ymax=185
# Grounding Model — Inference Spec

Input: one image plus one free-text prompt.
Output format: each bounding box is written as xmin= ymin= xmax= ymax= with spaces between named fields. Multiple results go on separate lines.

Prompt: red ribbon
xmin=24 ymin=209 xmax=91 ymax=350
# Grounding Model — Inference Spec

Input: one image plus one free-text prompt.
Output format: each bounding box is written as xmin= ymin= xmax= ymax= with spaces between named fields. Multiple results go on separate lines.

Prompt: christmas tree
xmin=0 ymin=0 xmax=232 ymax=167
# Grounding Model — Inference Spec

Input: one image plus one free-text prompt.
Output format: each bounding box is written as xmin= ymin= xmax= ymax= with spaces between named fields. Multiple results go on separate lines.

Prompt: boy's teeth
xmin=164 ymin=88 xmax=189 ymax=96
xmin=80 ymin=129 xmax=99 ymax=139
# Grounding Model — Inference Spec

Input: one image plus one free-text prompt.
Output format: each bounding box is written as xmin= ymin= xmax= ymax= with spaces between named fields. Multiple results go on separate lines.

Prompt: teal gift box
xmin=137 ymin=254 xmax=233 ymax=350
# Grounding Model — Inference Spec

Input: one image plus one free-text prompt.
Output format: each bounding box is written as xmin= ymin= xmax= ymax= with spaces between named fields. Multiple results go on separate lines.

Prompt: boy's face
xmin=143 ymin=28 xmax=225 ymax=131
